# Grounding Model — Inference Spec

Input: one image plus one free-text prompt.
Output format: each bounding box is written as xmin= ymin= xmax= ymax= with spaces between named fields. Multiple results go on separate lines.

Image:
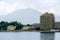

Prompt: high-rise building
xmin=40 ymin=12 xmax=55 ymax=31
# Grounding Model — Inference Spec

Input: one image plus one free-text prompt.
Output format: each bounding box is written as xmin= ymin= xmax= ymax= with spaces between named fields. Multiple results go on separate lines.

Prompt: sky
xmin=0 ymin=0 xmax=60 ymax=15
xmin=0 ymin=0 xmax=60 ymax=22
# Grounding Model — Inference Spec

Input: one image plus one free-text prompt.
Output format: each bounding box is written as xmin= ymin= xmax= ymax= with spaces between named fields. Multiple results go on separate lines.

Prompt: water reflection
xmin=40 ymin=32 xmax=55 ymax=40
xmin=0 ymin=32 xmax=58 ymax=40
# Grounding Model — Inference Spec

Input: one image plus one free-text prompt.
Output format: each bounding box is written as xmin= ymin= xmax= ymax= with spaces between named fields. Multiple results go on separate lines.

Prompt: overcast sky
xmin=0 ymin=0 xmax=59 ymax=14
xmin=0 ymin=0 xmax=60 ymax=22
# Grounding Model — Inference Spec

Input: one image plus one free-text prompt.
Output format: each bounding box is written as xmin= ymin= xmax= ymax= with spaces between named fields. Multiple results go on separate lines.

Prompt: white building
xmin=7 ymin=25 xmax=16 ymax=31
xmin=50 ymin=29 xmax=59 ymax=31
xmin=21 ymin=26 xmax=32 ymax=30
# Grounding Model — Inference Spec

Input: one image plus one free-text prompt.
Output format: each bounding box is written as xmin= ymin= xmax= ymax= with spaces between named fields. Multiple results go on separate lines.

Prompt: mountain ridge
xmin=0 ymin=8 xmax=41 ymax=24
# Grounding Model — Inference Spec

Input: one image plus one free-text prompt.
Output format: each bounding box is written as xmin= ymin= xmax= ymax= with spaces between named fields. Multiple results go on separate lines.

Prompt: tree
xmin=26 ymin=24 xmax=31 ymax=26
xmin=9 ymin=21 xmax=18 ymax=26
xmin=15 ymin=23 xmax=24 ymax=30
xmin=9 ymin=21 xmax=24 ymax=30
xmin=0 ymin=21 xmax=9 ymax=30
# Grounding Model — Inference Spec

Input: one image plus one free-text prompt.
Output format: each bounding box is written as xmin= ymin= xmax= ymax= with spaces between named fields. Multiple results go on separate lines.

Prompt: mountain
xmin=0 ymin=8 xmax=41 ymax=24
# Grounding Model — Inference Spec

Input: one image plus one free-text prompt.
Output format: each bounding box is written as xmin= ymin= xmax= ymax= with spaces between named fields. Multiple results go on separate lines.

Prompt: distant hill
xmin=0 ymin=8 xmax=41 ymax=24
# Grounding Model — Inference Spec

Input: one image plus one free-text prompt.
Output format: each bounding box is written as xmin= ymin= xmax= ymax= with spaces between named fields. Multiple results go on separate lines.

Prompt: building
xmin=53 ymin=22 xmax=60 ymax=31
xmin=52 ymin=22 xmax=60 ymax=31
xmin=40 ymin=12 xmax=55 ymax=31
xmin=7 ymin=25 xmax=16 ymax=31
xmin=32 ymin=23 xmax=40 ymax=30
xmin=32 ymin=23 xmax=40 ymax=28
xmin=55 ymin=22 xmax=60 ymax=29
xmin=21 ymin=25 xmax=32 ymax=31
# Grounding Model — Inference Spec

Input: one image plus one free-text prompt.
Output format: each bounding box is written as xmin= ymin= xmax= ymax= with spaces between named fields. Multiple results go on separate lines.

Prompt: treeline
xmin=0 ymin=21 xmax=24 ymax=30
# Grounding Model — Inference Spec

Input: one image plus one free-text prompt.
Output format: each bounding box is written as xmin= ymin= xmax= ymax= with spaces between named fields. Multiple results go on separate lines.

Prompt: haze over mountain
xmin=0 ymin=8 xmax=41 ymax=24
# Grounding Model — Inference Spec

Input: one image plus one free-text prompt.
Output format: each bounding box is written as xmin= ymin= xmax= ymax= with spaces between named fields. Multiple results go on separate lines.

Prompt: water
xmin=0 ymin=32 xmax=40 ymax=40
xmin=40 ymin=32 xmax=55 ymax=40
xmin=0 ymin=32 xmax=59 ymax=40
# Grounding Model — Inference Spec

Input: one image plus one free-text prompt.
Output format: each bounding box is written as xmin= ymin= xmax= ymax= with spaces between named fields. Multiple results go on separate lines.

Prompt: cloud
xmin=0 ymin=0 xmax=60 ymax=23
xmin=0 ymin=1 xmax=15 ymax=15
xmin=0 ymin=0 xmax=30 ymax=15
xmin=0 ymin=0 xmax=60 ymax=18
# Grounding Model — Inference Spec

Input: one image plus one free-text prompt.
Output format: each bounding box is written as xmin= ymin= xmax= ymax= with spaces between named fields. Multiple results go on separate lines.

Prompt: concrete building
xmin=7 ymin=25 xmax=16 ymax=31
xmin=55 ymin=22 xmax=60 ymax=29
xmin=32 ymin=23 xmax=40 ymax=28
xmin=40 ymin=12 xmax=55 ymax=31
xmin=53 ymin=22 xmax=60 ymax=31
xmin=21 ymin=25 xmax=32 ymax=31
xmin=32 ymin=23 xmax=40 ymax=30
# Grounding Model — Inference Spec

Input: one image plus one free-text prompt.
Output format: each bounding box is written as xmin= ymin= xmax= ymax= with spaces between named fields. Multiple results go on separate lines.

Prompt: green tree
xmin=0 ymin=21 xmax=9 ymax=30
xmin=9 ymin=21 xmax=23 ymax=30
xmin=9 ymin=21 xmax=18 ymax=26
xmin=15 ymin=23 xmax=24 ymax=30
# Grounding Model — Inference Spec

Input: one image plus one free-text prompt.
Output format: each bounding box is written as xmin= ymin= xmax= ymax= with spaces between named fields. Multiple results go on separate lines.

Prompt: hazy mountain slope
xmin=0 ymin=8 xmax=41 ymax=24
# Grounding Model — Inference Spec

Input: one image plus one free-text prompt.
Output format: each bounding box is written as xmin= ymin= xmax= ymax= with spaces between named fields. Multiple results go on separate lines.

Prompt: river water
xmin=0 ymin=32 xmax=59 ymax=40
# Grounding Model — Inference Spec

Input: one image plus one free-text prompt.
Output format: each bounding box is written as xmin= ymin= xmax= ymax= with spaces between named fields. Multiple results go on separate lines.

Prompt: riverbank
xmin=0 ymin=30 xmax=59 ymax=32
